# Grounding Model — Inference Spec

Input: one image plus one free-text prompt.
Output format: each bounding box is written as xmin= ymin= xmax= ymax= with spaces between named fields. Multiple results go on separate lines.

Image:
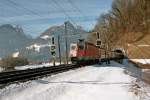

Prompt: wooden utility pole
xmin=65 ymin=22 xmax=68 ymax=64
xmin=58 ymin=35 xmax=61 ymax=64
xmin=97 ymin=32 xmax=100 ymax=39
xmin=50 ymin=36 xmax=56 ymax=66
xmin=96 ymin=32 xmax=101 ymax=63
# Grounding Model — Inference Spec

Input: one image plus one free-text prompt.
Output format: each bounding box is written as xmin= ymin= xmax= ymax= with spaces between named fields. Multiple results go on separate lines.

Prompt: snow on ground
xmin=137 ymin=44 xmax=150 ymax=47
xmin=141 ymin=69 xmax=150 ymax=83
xmin=40 ymin=35 xmax=50 ymax=40
xmin=131 ymin=59 xmax=150 ymax=64
xmin=12 ymin=52 xmax=19 ymax=58
xmin=0 ymin=61 xmax=148 ymax=100
xmin=124 ymin=61 xmax=150 ymax=100
xmin=0 ymin=67 xmax=3 ymax=72
xmin=26 ymin=43 xmax=51 ymax=52
xmin=15 ymin=62 xmax=72 ymax=70
xmin=130 ymin=80 xmax=150 ymax=100
xmin=15 ymin=62 xmax=61 ymax=70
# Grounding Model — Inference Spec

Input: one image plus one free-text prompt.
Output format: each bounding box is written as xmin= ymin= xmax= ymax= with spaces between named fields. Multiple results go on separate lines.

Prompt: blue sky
xmin=0 ymin=0 xmax=112 ymax=37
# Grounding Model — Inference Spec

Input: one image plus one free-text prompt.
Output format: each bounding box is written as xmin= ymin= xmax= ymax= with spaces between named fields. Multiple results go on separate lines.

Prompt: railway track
xmin=0 ymin=57 xmax=123 ymax=85
xmin=0 ymin=64 xmax=82 ymax=84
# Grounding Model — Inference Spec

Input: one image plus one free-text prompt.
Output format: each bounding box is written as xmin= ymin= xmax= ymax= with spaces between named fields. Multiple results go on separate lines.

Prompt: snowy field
xmin=0 ymin=61 xmax=150 ymax=100
xmin=0 ymin=67 xmax=3 ymax=72
xmin=15 ymin=62 xmax=62 ymax=70
xmin=129 ymin=59 xmax=150 ymax=83
xmin=15 ymin=62 xmax=72 ymax=70
xmin=0 ymin=62 xmax=61 ymax=72
xmin=131 ymin=59 xmax=150 ymax=64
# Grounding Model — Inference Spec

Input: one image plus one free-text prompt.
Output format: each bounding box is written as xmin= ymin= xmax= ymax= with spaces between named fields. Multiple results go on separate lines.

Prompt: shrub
xmin=0 ymin=56 xmax=29 ymax=70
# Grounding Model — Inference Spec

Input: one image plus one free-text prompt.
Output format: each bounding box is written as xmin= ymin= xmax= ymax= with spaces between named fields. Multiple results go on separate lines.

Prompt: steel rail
xmin=0 ymin=64 xmax=80 ymax=84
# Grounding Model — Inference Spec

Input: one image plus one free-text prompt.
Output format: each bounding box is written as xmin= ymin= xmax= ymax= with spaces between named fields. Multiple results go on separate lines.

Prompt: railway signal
xmin=51 ymin=51 xmax=56 ymax=57
xmin=50 ymin=36 xmax=56 ymax=66
xmin=95 ymin=32 xmax=102 ymax=48
xmin=52 ymin=36 xmax=55 ymax=44
xmin=96 ymin=39 xmax=102 ymax=47
xmin=95 ymin=32 xmax=103 ymax=64
xmin=50 ymin=45 xmax=56 ymax=66
xmin=50 ymin=45 xmax=56 ymax=58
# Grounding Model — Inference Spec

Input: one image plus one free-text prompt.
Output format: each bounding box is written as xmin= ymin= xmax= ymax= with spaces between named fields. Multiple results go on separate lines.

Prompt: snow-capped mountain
xmin=0 ymin=24 xmax=32 ymax=58
xmin=20 ymin=22 xmax=89 ymax=62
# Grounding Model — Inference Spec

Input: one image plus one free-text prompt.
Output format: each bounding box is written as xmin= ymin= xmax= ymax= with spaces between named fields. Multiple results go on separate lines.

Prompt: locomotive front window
xmin=71 ymin=45 xmax=76 ymax=50
xmin=78 ymin=39 xmax=85 ymax=50
xmin=78 ymin=45 xmax=84 ymax=50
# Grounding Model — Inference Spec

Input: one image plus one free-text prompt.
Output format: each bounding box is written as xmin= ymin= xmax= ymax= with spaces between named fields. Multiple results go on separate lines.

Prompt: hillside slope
xmin=0 ymin=24 xmax=32 ymax=57
xmin=20 ymin=22 xmax=89 ymax=62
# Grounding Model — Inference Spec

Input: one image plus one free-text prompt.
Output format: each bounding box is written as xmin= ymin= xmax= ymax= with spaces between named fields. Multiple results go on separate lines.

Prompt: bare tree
xmin=91 ymin=0 xmax=150 ymax=59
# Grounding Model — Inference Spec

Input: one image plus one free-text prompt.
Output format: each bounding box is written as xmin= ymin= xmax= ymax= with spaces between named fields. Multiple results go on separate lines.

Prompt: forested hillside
xmin=90 ymin=0 xmax=150 ymax=58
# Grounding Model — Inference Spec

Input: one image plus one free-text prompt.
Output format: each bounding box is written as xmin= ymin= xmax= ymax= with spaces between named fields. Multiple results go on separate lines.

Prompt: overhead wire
xmin=5 ymin=0 xmax=43 ymax=17
xmin=4 ymin=0 xmax=48 ymax=34
xmin=67 ymin=0 xmax=96 ymax=27
xmin=51 ymin=0 xmax=78 ymax=27
xmin=0 ymin=0 xmax=95 ymax=35
xmin=1 ymin=0 xmax=95 ymax=25
xmin=45 ymin=0 xmax=77 ymax=16
xmin=0 ymin=0 xmax=43 ymax=34
xmin=67 ymin=0 xmax=88 ymax=21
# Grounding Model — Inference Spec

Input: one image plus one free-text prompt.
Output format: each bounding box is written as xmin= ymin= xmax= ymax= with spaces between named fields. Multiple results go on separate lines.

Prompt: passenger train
xmin=69 ymin=39 xmax=101 ymax=64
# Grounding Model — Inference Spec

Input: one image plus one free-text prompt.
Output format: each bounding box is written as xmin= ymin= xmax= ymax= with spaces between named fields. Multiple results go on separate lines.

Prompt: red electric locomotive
xmin=70 ymin=39 xmax=101 ymax=64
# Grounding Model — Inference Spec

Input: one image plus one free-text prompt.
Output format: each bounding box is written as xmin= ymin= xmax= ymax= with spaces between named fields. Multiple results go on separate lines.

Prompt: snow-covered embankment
xmin=0 ymin=61 xmax=148 ymax=100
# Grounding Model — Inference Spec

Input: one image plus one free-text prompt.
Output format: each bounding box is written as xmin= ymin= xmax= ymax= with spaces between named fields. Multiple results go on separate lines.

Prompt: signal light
xmin=50 ymin=45 xmax=56 ymax=57
xmin=52 ymin=37 xmax=55 ymax=44
xmin=51 ymin=51 xmax=56 ymax=56
xmin=50 ymin=45 xmax=56 ymax=51
xmin=96 ymin=40 xmax=101 ymax=46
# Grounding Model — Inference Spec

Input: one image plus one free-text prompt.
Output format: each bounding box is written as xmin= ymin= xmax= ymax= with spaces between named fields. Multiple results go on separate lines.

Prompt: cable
xmin=67 ymin=0 xmax=88 ymax=21
xmin=0 ymin=0 xmax=95 ymax=35
xmin=67 ymin=0 xmax=96 ymax=26
xmin=45 ymin=0 xmax=77 ymax=15
xmin=51 ymin=0 xmax=78 ymax=27
xmin=5 ymin=0 xmax=42 ymax=17
xmin=0 ymin=0 xmax=45 ymax=34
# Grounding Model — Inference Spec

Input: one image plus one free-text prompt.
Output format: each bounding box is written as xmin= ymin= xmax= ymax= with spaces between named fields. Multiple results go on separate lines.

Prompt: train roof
xmin=85 ymin=42 xmax=99 ymax=48
xmin=70 ymin=41 xmax=99 ymax=48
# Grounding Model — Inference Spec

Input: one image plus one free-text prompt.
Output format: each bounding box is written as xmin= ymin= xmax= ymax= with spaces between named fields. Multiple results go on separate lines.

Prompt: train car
xmin=111 ymin=50 xmax=124 ymax=63
xmin=70 ymin=39 xmax=101 ymax=64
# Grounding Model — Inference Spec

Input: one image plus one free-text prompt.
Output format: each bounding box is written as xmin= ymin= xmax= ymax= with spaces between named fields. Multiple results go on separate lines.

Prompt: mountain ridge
xmin=19 ymin=22 xmax=89 ymax=62
xmin=0 ymin=24 xmax=32 ymax=57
